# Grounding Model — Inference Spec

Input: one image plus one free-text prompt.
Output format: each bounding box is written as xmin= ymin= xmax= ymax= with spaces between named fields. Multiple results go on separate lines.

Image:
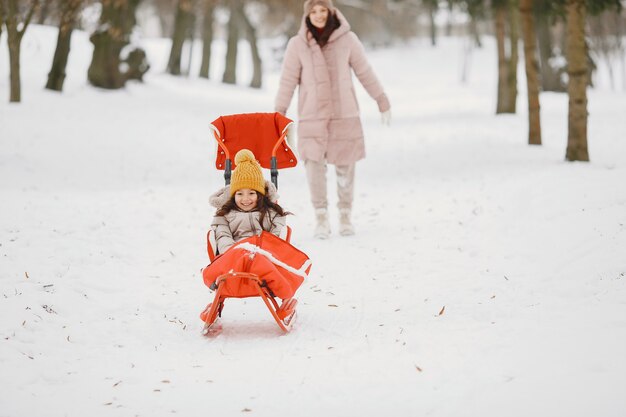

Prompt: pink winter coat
xmin=275 ymin=9 xmax=390 ymax=165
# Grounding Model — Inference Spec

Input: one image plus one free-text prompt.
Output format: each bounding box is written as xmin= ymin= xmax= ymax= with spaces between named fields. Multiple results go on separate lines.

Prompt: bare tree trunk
xmin=37 ymin=0 xmax=51 ymax=24
xmin=495 ymin=0 xmax=518 ymax=114
xmin=4 ymin=0 xmax=39 ymax=103
xmin=466 ymin=0 xmax=485 ymax=48
xmin=565 ymin=0 xmax=589 ymax=162
xmin=184 ymin=12 xmax=195 ymax=76
xmin=0 ymin=3 xmax=5 ymax=43
xmin=428 ymin=4 xmax=436 ymax=46
xmin=469 ymin=14 xmax=482 ymax=48
xmin=536 ymin=12 xmax=566 ymax=92
xmin=588 ymin=11 xmax=621 ymax=91
xmin=238 ymin=5 xmax=261 ymax=88
xmin=520 ymin=0 xmax=541 ymax=145
xmin=495 ymin=5 xmax=509 ymax=113
xmin=88 ymin=0 xmax=141 ymax=89
xmin=199 ymin=0 xmax=215 ymax=79
xmin=617 ymin=10 xmax=626 ymax=92
xmin=167 ymin=0 xmax=193 ymax=76
xmin=46 ymin=0 xmax=83 ymax=91
xmin=222 ymin=0 xmax=240 ymax=85
xmin=506 ymin=2 xmax=519 ymax=113
xmin=8 ymin=32 xmax=22 ymax=101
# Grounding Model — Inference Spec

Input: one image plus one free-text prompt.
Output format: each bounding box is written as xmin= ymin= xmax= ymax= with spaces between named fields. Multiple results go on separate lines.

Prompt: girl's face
xmin=234 ymin=188 xmax=259 ymax=212
xmin=309 ymin=5 xmax=329 ymax=29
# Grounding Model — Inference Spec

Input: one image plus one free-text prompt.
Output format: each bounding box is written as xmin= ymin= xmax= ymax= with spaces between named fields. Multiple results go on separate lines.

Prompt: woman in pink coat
xmin=275 ymin=0 xmax=391 ymax=239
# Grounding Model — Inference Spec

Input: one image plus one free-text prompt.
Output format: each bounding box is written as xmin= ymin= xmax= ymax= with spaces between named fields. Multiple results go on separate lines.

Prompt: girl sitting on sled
xmin=202 ymin=149 xmax=309 ymax=311
xmin=208 ymin=149 xmax=291 ymax=254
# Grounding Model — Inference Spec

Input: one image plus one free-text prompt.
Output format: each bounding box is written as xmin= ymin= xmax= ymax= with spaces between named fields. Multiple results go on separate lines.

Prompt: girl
xmin=210 ymin=149 xmax=290 ymax=255
xmin=275 ymin=0 xmax=391 ymax=239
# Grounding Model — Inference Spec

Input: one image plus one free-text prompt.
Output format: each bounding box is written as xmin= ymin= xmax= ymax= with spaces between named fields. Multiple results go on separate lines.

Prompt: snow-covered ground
xmin=1 ymin=25 xmax=625 ymax=417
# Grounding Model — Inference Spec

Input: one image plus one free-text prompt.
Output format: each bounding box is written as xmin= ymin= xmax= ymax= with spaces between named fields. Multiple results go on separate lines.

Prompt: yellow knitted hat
xmin=230 ymin=149 xmax=266 ymax=196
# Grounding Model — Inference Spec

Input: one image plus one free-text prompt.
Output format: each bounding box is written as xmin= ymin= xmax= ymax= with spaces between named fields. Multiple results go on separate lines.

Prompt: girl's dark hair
xmin=216 ymin=187 xmax=291 ymax=231
xmin=306 ymin=11 xmax=340 ymax=47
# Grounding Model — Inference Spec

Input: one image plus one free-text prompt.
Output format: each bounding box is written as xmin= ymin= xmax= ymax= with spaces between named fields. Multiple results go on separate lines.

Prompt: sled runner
xmin=200 ymin=113 xmax=310 ymax=334
xmin=201 ymin=231 xmax=311 ymax=333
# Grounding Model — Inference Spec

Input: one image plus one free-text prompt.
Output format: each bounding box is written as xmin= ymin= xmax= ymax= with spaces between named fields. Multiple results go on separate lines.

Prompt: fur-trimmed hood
xmin=297 ymin=8 xmax=350 ymax=46
xmin=209 ymin=180 xmax=280 ymax=209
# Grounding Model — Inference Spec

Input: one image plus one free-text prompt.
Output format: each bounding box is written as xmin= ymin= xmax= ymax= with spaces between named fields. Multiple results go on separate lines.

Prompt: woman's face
xmin=234 ymin=188 xmax=259 ymax=212
xmin=309 ymin=5 xmax=329 ymax=29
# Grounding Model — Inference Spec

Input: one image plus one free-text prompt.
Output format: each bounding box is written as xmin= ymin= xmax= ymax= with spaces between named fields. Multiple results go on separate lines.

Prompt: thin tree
xmin=494 ymin=0 xmax=519 ymax=114
xmin=424 ymin=0 xmax=438 ymax=46
xmin=46 ymin=0 xmax=84 ymax=91
xmin=2 ymin=0 xmax=40 ymax=102
xmin=37 ymin=0 xmax=51 ymax=24
xmin=184 ymin=11 xmax=196 ymax=76
xmin=564 ymin=0 xmax=588 ymax=161
xmin=520 ymin=0 xmax=541 ymax=144
xmin=588 ymin=10 xmax=622 ymax=91
xmin=199 ymin=0 xmax=216 ymax=79
xmin=167 ymin=0 xmax=194 ymax=76
xmin=506 ymin=1 xmax=520 ymax=112
xmin=238 ymin=5 xmax=262 ymax=88
xmin=0 ymin=2 xmax=5 ymax=43
xmin=535 ymin=1 xmax=567 ymax=92
xmin=466 ymin=0 xmax=486 ymax=47
xmin=222 ymin=0 xmax=240 ymax=85
xmin=549 ymin=0 xmax=622 ymax=161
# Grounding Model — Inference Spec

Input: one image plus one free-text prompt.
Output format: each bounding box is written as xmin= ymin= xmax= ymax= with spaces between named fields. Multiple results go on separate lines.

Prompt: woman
xmin=275 ymin=0 xmax=391 ymax=239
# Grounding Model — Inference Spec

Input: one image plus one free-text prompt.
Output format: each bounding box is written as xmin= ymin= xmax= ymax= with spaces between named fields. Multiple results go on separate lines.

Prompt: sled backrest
xmin=209 ymin=113 xmax=297 ymax=188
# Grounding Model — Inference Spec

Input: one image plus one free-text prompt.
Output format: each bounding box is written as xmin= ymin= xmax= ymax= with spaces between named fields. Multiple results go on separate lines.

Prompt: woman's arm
xmin=347 ymin=32 xmax=390 ymax=113
xmin=275 ymin=38 xmax=302 ymax=115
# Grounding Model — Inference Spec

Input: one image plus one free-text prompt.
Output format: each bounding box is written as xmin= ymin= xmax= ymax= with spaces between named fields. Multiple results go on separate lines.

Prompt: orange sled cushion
xmin=211 ymin=113 xmax=297 ymax=170
xmin=202 ymin=232 xmax=312 ymax=299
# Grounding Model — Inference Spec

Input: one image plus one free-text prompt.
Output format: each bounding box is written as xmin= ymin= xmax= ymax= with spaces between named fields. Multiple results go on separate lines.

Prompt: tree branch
xmin=20 ymin=0 xmax=40 ymax=36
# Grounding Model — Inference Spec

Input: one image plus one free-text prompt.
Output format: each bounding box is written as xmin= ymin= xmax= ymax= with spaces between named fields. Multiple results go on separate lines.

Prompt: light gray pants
xmin=304 ymin=159 xmax=355 ymax=210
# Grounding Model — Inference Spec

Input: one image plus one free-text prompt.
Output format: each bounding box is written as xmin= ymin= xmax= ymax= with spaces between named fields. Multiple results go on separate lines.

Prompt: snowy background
xmin=1 ymin=25 xmax=625 ymax=417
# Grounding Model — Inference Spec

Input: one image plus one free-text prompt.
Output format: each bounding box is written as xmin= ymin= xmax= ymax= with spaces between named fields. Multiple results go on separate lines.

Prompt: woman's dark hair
xmin=216 ymin=187 xmax=291 ymax=231
xmin=306 ymin=11 xmax=340 ymax=47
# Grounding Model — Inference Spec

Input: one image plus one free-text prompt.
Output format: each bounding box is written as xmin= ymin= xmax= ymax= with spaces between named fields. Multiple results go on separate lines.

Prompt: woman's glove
xmin=381 ymin=110 xmax=391 ymax=126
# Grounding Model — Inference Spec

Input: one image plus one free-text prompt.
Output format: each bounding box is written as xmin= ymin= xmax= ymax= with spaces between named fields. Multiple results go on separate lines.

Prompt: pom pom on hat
xmin=303 ymin=0 xmax=334 ymax=14
xmin=234 ymin=149 xmax=255 ymax=165
xmin=230 ymin=149 xmax=266 ymax=196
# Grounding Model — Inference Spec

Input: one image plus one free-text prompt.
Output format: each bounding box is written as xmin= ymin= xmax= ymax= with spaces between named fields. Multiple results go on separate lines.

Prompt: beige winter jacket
xmin=209 ymin=182 xmax=286 ymax=254
xmin=275 ymin=9 xmax=390 ymax=165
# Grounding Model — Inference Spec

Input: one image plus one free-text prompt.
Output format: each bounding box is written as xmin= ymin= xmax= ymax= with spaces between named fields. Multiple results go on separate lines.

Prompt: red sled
xmin=200 ymin=231 xmax=311 ymax=333
xmin=200 ymin=113 xmax=310 ymax=334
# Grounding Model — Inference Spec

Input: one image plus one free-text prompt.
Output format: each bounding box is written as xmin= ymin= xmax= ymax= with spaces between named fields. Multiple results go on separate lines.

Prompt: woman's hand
xmin=381 ymin=110 xmax=391 ymax=126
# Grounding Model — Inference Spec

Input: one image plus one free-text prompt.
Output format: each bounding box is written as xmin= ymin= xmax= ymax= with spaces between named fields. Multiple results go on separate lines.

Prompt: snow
xmin=1 ymin=25 xmax=626 ymax=417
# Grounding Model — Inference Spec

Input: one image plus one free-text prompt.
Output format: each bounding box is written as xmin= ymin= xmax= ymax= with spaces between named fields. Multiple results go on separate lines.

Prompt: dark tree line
xmin=165 ymin=0 xmax=261 ymax=87
xmin=442 ymin=0 xmax=621 ymax=161
xmin=2 ymin=0 xmax=623 ymax=163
